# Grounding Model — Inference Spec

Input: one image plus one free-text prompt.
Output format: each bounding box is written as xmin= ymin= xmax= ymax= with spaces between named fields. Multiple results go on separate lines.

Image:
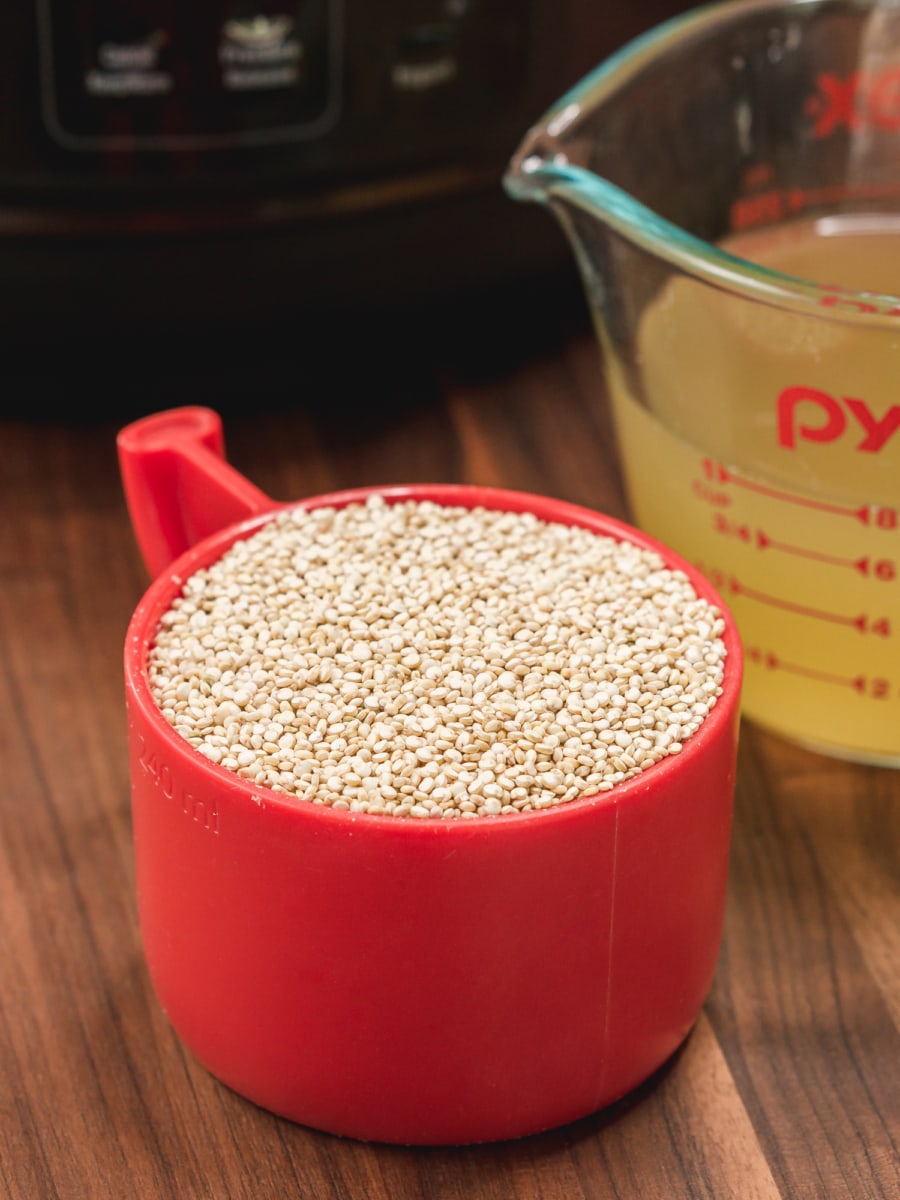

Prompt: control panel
xmin=35 ymin=0 xmax=530 ymax=163
xmin=37 ymin=0 xmax=342 ymax=149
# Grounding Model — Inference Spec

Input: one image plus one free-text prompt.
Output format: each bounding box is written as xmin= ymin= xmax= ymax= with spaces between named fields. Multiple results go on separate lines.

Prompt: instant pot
xmin=0 ymin=2 xmax=692 ymax=340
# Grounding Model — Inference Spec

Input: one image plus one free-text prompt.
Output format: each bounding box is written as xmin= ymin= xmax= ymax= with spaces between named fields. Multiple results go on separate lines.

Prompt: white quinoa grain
xmin=147 ymin=497 xmax=727 ymax=818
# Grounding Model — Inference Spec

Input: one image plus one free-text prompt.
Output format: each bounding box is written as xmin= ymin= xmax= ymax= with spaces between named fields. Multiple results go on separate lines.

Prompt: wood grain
xmin=1 ymin=304 xmax=898 ymax=1199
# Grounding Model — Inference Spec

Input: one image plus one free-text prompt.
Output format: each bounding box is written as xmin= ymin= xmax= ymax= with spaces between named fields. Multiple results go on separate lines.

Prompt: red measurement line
xmin=749 ymin=648 xmax=861 ymax=689
xmin=731 ymin=578 xmax=864 ymax=629
xmin=787 ymin=181 xmax=900 ymax=211
xmin=717 ymin=465 xmax=868 ymax=522
xmin=757 ymin=529 xmax=863 ymax=571
xmin=780 ymin=660 xmax=858 ymax=688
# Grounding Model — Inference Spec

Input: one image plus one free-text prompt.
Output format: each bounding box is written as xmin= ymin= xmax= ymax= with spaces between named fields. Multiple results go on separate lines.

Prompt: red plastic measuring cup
xmin=118 ymin=405 xmax=743 ymax=1145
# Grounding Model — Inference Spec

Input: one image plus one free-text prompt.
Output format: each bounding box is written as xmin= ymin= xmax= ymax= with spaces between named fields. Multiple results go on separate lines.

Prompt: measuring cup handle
xmin=117 ymin=406 xmax=273 ymax=578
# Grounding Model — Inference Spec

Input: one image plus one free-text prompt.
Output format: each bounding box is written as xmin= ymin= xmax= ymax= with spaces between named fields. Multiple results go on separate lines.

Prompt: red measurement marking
xmin=747 ymin=647 xmax=873 ymax=690
xmin=756 ymin=528 xmax=869 ymax=573
xmin=741 ymin=163 xmax=774 ymax=189
xmin=702 ymin=460 xmax=885 ymax=523
xmin=711 ymin=463 xmax=870 ymax=521
xmin=712 ymin=515 xmax=751 ymax=542
xmin=786 ymin=181 xmax=900 ymax=210
xmin=730 ymin=577 xmax=870 ymax=630
xmin=785 ymin=183 xmax=855 ymax=212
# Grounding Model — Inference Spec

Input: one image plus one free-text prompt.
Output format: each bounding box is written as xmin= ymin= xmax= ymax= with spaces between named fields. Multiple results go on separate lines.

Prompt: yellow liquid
xmin=608 ymin=214 xmax=900 ymax=763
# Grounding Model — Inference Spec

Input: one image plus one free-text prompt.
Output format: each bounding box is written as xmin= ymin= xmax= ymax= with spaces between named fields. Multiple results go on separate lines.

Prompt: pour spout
xmin=503 ymin=113 xmax=576 ymax=205
xmin=117 ymin=406 xmax=273 ymax=579
xmin=504 ymin=85 xmax=597 ymax=207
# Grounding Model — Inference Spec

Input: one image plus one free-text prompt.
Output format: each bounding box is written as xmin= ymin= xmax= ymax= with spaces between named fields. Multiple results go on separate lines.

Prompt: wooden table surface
xmin=1 ymin=285 xmax=898 ymax=1200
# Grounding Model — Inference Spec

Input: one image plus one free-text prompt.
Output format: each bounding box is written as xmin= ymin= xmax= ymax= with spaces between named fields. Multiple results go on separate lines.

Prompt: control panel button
xmin=392 ymin=22 xmax=458 ymax=92
xmin=386 ymin=0 xmax=527 ymax=118
xmin=37 ymin=0 xmax=342 ymax=150
xmin=86 ymin=28 xmax=174 ymax=97
xmin=219 ymin=14 xmax=303 ymax=92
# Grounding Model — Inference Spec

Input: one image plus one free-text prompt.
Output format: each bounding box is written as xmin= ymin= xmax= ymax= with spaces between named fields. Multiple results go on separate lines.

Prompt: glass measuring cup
xmin=505 ymin=0 xmax=900 ymax=766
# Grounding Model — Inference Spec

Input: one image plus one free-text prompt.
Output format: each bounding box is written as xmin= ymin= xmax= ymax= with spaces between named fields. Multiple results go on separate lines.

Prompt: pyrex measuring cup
xmin=505 ymin=0 xmax=900 ymax=765
xmin=117 ymin=406 xmax=742 ymax=1145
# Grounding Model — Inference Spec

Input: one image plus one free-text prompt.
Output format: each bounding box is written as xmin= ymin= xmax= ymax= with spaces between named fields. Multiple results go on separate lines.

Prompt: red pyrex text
xmin=778 ymin=386 xmax=900 ymax=451
xmin=809 ymin=69 xmax=900 ymax=137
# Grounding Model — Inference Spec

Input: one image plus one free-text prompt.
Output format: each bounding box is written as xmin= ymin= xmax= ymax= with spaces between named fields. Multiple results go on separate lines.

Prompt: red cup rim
xmin=124 ymin=483 xmax=743 ymax=837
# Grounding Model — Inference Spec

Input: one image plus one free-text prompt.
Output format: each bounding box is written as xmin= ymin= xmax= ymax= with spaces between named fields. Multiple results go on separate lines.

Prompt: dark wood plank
xmin=1 ymin=321 xmax=898 ymax=1199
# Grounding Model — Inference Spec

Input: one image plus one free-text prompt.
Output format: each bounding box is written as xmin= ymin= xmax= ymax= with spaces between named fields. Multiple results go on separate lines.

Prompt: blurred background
xmin=4 ymin=10 xmax=900 ymax=1197
xmin=0 ymin=1 xmax=694 ymax=400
